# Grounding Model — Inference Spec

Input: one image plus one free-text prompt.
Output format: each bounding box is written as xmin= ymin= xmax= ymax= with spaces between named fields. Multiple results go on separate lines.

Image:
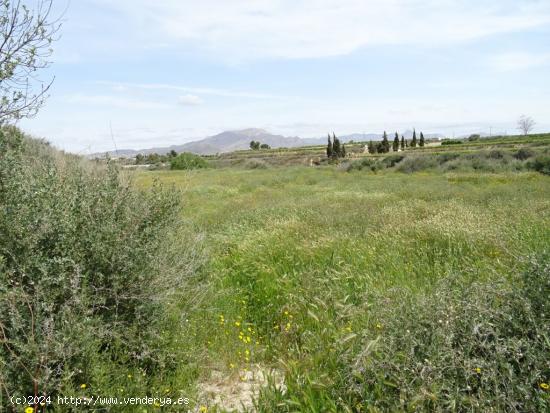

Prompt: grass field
xmin=136 ymin=166 xmax=550 ymax=411
xmin=3 ymin=129 xmax=549 ymax=412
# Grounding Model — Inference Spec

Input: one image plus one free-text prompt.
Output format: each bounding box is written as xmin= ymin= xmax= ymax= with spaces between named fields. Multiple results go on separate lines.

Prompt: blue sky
xmin=19 ymin=0 xmax=550 ymax=153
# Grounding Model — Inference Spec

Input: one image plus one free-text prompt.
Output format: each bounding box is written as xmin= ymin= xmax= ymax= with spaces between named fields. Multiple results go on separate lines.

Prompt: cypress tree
xmin=382 ymin=131 xmax=390 ymax=153
xmin=419 ymin=132 xmax=425 ymax=147
xmin=411 ymin=129 xmax=417 ymax=148
xmin=326 ymin=134 xmax=333 ymax=158
xmin=332 ymin=133 xmax=341 ymax=158
xmin=393 ymin=132 xmax=400 ymax=152
xmin=368 ymin=140 xmax=375 ymax=154
xmin=400 ymin=136 xmax=405 ymax=151
xmin=341 ymin=144 xmax=346 ymax=158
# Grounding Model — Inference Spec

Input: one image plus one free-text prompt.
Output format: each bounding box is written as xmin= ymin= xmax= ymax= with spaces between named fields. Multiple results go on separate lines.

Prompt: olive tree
xmin=0 ymin=0 xmax=60 ymax=123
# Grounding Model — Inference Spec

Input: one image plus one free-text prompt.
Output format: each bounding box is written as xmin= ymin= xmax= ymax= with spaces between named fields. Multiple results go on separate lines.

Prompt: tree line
xmin=327 ymin=129 xmax=426 ymax=157
xmin=326 ymin=133 xmax=346 ymax=159
xmin=135 ymin=150 xmax=178 ymax=164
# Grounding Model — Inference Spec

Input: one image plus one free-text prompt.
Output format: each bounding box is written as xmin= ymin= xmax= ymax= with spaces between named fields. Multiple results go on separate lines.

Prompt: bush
xmin=396 ymin=156 xmax=438 ymax=173
xmin=170 ymin=152 xmax=208 ymax=170
xmin=244 ymin=159 xmax=268 ymax=169
xmin=347 ymin=158 xmax=381 ymax=172
xmin=345 ymin=256 xmax=550 ymax=412
xmin=260 ymin=256 xmax=550 ymax=412
xmin=514 ymin=148 xmax=535 ymax=160
xmin=441 ymin=139 xmax=463 ymax=146
xmin=527 ymin=155 xmax=550 ymax=175
xmin=0 ymin=128 xmax=199 ymax=407
xmin=380 ymin=154 xmax=404 ymax=168
xmin=435 ymin=152 xmax=461 ymax=164
xmin=487 ymin=149 xmax=505 ymax=159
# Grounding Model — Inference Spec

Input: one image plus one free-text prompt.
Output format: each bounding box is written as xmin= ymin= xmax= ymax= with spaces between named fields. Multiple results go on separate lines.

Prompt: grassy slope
xmin=135 ymin=166 xmax=550 ymax=409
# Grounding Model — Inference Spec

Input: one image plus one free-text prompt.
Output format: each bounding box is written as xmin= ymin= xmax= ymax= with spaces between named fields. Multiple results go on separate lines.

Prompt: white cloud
xmin=86 ymin=0 xmax=550 ymax=60
xmin=98 ymin=81 xmax=297 ymax=100
xmin=178 ymin=94 xmax=203 ymax=106
xmin=64 ymin=94 xmax=172 ymax=110
xmin=488 ymin=52 xmax=550 ymax=72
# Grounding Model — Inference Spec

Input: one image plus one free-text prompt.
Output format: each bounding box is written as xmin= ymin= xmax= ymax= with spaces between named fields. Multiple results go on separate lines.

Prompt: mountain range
xmin=91 ymin=128 xmax=443 ymax=158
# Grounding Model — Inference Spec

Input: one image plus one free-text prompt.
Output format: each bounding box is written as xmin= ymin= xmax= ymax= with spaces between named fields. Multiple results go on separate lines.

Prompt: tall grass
xmin=138 ymin=165 xmax=550 ymax=412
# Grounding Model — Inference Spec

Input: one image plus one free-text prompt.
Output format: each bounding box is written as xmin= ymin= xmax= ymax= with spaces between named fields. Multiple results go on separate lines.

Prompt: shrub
xmin=170 ymin=152 xmax=208 ymax=170
xmin=244 ymin=159 xmax=269 ymax=169
xmin=441 ymin=139 xmax=463 ymax=146
xmin=487 ymin=149 xmax=505 ymax=159
xmin=259 ymin=256 xmax=550 ymax=412
xmin=345 ymin=256 xmax=550 ymax=412
xmin=435 ymin=152 xmax=461 ymax=164
xmin=347 ymin=158 xmax=381 ymax=172
xmin=0 ymin=128 xmax=199 ymax=406
xmin=527 ymin=155 xmax=550 ymax=175
xmin=396 ymin=156 xmax=438 ymax=173
xmin=514 ymin=148 xmax=535 ymax=160
xmin=380 ymin=154 xmax=404 ymax=168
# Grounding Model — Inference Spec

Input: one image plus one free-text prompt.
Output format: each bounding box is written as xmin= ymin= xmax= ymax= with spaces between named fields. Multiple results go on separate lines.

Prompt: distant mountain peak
xmin=89 ymin=128 xmax=445 ymax=158
xmin=231 ymin=128 xmax=269 ymax=137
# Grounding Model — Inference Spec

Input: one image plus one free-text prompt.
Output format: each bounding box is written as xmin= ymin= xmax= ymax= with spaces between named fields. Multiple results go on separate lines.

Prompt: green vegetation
xmin=250 ymin=141 xmax=271 ymax=150
xmin=135 ymin=151 xmax=178 ymax=165
xmin=0 ymin=128 xmax=201 ymax=411
xmin=442 ymin=139 xmax=464 ymax=146
xmin=170 ymin=152 xmax=209 ymax=170
xmin=326 ymin=133 xmax=346 ymax=160
xmin=3 ymin=128 xmax=550 ymax=412
xmin=411 ymin=129 xmax=417 ymax=147
xmin=135 ymin=141 xmax=550 ymax=411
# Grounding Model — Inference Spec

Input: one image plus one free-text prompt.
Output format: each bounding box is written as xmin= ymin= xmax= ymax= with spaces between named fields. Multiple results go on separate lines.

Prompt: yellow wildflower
xmin=80 ymin=383 xmax=87 ymax=389
xmin=540 ymin=382 xmax=549 ymax=390
xmin=25 ymin=407 xmax=34 ymax=413
xmin=234 ymin=321 xmax=241 ymax=327
xmin=199 ymin=406 xmax=208 ymax=413
xmin=475 ymin=367 xmax=481 ymax=374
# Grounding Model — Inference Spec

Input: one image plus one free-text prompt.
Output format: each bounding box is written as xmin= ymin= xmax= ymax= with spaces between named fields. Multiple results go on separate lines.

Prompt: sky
xmin=17 ymin=0 xmax=550 ymax=154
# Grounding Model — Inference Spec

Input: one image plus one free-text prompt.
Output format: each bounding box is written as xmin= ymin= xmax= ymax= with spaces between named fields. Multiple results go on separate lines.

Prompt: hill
xmin=93 ymin=128 xmax=325 ymax=157
xmin=91 ymin=128 xmax=445 ymax=158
